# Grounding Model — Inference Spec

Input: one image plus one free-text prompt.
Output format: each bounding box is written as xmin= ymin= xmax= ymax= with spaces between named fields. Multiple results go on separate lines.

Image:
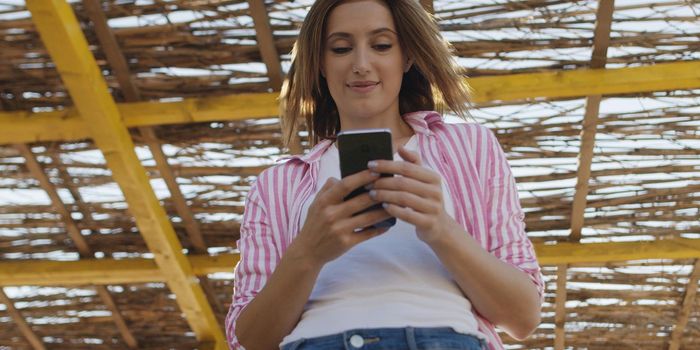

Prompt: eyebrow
xmin=326 ymin=27 xmax=398 ymax=41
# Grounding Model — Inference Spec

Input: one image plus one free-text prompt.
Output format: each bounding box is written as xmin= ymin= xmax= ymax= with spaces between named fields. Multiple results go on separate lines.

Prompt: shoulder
xmin=251 ymin=159 xmax=308 ymax=195
xmin=440 ymin=121 xmax=494 ymax=138
xmin=434 ymin=121 xmax=498 ymax=152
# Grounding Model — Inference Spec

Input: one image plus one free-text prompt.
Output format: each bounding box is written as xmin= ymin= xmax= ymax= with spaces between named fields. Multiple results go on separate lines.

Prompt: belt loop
xmin=343 ymin=330 xmax=351 ymax=350
xmin=405 ymin=327 xmax=418 ymax=350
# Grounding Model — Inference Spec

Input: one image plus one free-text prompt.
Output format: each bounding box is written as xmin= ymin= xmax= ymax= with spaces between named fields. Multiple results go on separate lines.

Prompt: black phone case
xmin=337 ymin=130 xmax=397 ymax=229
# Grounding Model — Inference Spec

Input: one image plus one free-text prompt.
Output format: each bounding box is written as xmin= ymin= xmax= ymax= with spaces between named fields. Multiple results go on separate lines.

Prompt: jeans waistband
xmin=281 ymin=326 xmax=486 ymax=350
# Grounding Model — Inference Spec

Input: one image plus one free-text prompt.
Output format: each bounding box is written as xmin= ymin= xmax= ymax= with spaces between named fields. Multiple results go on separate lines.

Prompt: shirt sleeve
xmin=225 ymin=176 xmax=281 ymax=349
xmin=483 ymin=127 xmax=545 ymax=302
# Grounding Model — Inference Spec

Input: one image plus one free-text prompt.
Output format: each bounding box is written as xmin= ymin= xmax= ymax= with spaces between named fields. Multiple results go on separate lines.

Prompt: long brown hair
xmin=280 ymin=0 xmax=471 ymax=148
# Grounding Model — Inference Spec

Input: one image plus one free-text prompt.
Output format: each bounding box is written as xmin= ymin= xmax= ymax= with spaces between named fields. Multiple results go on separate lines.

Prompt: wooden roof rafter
xmin=0 ymin=287 xmax=46 ymax=350
xmin=0 ymin=288 xmax=46 ymax=350
xmin=24 ymin=1 xmax=226 ymax=348
xmin=558 ymin=1 xmax=615 ymax=347
xmin=82 ymin=0 xmax=226 ymax=323
xmin=569 ymin=0 xmax=615 ymax=243
xmin=668 ymin=259 xmax=700 ymax=350
xmin=420 ymin=0 xmax=434 ymax=14
xmin=13 ymin=143 xmax=138 ymax=348
xmin=554 ymin=263 xmax=567 ymax=350
xmin=247 ymin=0 xmax=303 ymax=154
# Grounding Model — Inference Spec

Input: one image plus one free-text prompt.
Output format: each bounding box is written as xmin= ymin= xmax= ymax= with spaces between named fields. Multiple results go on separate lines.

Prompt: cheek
xmin=380 ymin=63 xmax=406 ymax=92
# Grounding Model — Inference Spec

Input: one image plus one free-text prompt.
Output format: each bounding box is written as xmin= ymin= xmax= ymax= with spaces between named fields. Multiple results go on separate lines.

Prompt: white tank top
xmin=281 ymin=135 xmax=484 ymax=346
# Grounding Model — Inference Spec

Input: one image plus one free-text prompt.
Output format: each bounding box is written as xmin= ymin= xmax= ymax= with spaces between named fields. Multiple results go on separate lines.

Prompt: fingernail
xmin=364 ymin=183 xmax=374 ymax=190
xmin=382 ymin=203 xmax=389 ymax=209
xmin=370 ymin=171 xmax=380 ymax=177
xmin=369 ymin=190 xmax=377 ymax=199
xmin=367 ymin=160 xmax=377 ymax=169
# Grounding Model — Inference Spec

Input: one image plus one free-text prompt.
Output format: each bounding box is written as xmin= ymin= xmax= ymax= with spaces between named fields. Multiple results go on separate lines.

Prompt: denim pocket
xmin=415 ymin=333 xmax=483 ymax=350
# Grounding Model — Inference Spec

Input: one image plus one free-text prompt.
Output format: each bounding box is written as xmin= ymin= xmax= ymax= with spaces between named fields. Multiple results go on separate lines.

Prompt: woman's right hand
xmin=288 ymin=169 xmax=393 ymax=267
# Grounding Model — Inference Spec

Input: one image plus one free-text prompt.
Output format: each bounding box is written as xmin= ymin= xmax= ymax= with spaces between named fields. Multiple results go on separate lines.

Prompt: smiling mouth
xmin=347 ymin=81 xmax=379 ymax=88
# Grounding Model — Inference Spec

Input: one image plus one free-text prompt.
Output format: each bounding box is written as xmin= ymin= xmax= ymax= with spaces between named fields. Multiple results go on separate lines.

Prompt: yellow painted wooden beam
xmin=26 ymin=0 xmax=224 ymax=345
xmin=0 ymin=258 xmax=164 ymax=286
xmin=2 ymin=239 xmax=700 ymax=286
xmin=469 ymin=60 xmax=700 ymax=103
xmin=2 ymin=60 xmax=699 ymax=145
xmin=535 ymin=238 xmax=700 ymax=265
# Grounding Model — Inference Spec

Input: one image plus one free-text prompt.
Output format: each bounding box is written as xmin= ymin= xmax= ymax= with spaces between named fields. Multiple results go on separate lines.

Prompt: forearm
xmin=235 ymin=245 xmax=322 ymax=350
xmin=429 ymin=221 xmax=541 ymax=340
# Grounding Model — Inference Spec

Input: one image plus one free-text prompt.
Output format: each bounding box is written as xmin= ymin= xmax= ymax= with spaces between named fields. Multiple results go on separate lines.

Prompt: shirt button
xmin=349 ymin=334 xmax=364 ymax=348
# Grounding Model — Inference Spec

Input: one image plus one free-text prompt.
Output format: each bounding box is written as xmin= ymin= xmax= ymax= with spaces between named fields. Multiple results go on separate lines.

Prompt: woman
xmin=225 ymin=1 xmax=543 ymax=349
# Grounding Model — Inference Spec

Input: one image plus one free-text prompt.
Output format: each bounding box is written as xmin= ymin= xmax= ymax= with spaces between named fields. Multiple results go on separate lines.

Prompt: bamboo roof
xmin=0 ymin=0 xmax=699 ymax=349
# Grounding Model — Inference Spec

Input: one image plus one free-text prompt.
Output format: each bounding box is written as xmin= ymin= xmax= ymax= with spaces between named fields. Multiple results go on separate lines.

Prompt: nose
xmin=352 ymin=46 xmax=370 ymax=75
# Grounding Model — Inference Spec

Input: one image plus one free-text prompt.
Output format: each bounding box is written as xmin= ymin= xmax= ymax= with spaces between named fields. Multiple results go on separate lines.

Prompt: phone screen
xmin=337 ymin=128 xmax=396 ymax=229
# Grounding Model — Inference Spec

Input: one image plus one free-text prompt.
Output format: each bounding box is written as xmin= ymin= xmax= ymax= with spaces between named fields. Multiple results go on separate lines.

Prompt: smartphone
xmin=337 ymin=128 xmax=397 ymax=229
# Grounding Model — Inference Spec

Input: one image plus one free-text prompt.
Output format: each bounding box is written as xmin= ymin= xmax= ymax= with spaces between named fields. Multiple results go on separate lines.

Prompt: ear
xmin=404 ymin=57 xmax=413 ymax=73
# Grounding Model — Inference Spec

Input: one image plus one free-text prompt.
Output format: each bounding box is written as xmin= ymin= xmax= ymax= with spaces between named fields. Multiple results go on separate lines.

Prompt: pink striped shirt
xmin=225 ymin=111 xmax=544 ymax=349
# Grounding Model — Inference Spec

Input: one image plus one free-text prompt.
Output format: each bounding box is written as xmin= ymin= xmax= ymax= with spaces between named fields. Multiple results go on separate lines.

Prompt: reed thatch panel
xmin=0 ymin=0 xmax=699 ymax=349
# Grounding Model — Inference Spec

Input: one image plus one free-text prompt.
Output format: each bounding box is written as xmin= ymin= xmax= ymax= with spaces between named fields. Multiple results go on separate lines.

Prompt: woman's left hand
xmin=367 ymin=146 xmax=454 ymax=245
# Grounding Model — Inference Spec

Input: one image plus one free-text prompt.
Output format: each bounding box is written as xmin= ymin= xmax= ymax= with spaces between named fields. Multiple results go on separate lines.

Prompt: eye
xmin=374 ymin=44 xmax=392 ymax=51
xmin=331 ymin=47 xmax=352 ymax=54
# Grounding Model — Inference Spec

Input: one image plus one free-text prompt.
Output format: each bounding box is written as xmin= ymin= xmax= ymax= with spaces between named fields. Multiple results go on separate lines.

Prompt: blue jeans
xmin=281 ymin=327 xmax=486 ymax=350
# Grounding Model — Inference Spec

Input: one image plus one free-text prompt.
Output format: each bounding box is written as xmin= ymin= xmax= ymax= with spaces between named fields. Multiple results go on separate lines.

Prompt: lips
xmin=347 ymin=81 xmax=379 ymax=87
xmin=347 ymin=81 xmax=379 ymax=93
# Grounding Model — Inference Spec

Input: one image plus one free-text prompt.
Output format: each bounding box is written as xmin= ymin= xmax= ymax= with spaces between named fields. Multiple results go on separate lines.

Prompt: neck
xmin=338 ymin=111 xmax=415 ymax=152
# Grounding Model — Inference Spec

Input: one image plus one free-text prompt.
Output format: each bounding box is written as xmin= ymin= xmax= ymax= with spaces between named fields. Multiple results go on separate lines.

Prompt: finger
xmin=371 ymin=189 xmax=439 ymax=214
xmin=336 ymin=192 xmax=380 ymax=217
xmin=368 ymin=159 xmax=439 ymax=185
xmin=326 ymin=169 xmax=380 ymax=202
xmin=349 ymin=225 xmax=391 ymax=245
xmin=319 ymin=177 xmax=339 ymax=194
xmin=341 ymin=207 xmax=393 ymax=233
xmin=382 ymin=203 xmax=430 ymax=228
xmin=398 ymin=146 xmax=422 ymax=165
xmin=371 ymin=176 xmax=442 ymax=201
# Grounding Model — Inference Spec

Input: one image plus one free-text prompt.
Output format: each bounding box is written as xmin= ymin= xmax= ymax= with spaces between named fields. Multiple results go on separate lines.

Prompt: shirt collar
xmin=280 ymin=111 xmax=443 ymax=165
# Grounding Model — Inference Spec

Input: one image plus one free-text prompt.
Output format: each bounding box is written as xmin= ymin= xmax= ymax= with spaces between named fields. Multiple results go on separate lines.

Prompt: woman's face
xmin=321 ymin=0 xmax=409 ymax=125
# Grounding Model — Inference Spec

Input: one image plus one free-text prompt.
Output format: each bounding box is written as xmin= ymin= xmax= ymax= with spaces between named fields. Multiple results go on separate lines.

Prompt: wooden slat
xmin=420 ymin=0 xmax=434 ymax=13
xmin=94 ymin=286 xmax=138 ymax=347
xmin=668 ymin=259 xmax=700 ymax=350
xmin=25 ymin=1 xmax=224 ymax=346
xmin=15 ymin=144 xmax=138 ymax=348
xmin=0 ymin=288 xmax=46 ymax=350
xmin=82 ymin=0 xmax=140 ymax=102
xmin=554 ymin=264 xmax=568 ymax=350
xmin=3 ymin=239 xmax=700 ymax=286
xmin=2 ymin=60 xmax=699 ymax=145
xmin=570 ymin=0 xmax=615 ymax=242
xmin=139 ymin=127 xmax=225 ymax=317
xmin=14 ymin=144 xmax=91 ymax=255
xmin=247 ymin=0 xmax=283 ymax=90
xmin=247 ymin=0 xmax=303 ymax=154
